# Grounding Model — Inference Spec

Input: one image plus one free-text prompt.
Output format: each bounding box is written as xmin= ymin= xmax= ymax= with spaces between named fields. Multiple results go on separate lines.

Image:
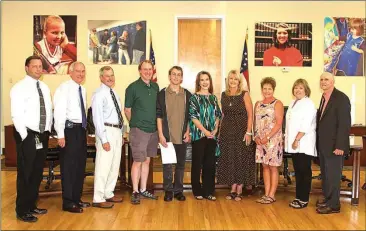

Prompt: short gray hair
xmin=321 ymin=72 xmax=334 ymax=80
xmin=69 ymin=61 xmax=85 ymax=72
xmin=99 ymin=66 xmax=114 ymax=76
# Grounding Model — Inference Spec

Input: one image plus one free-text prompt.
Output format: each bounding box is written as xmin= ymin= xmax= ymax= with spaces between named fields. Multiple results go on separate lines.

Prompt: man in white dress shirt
xmin=54 ymin=61 xmax=89 ymax=213
xmin=91 ymin=66 xmax=124 ymax=208
xmin=10 ymin=55 xmax=53 ymax=222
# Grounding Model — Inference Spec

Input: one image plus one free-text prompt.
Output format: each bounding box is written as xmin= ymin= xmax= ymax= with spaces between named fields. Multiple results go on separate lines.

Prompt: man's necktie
xmin=110 ymin=88 xmax=124 ymax=126
xmin=79 ymin=86 xmax=87 ymax=129
xmin=319 ymin=95 xmax=325 ymax=119
xmin=37 ymin=81 xmax=46 ymax=133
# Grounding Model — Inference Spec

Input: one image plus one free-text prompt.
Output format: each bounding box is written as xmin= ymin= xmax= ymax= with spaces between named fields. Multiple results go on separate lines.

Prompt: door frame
xmin=174 ymin=15 xmax=226 ymax=93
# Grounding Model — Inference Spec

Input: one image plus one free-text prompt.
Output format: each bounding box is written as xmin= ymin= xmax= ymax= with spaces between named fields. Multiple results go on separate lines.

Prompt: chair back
xmin=87 ymin=107 xmax=95 ymax=135
xmin=282 ymin=106 xmax=292 ymax=158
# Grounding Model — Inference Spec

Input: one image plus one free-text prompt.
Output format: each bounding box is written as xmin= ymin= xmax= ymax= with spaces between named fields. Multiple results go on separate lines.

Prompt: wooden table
xmin=48 ymin=135 xmax=140 ymax=190
xmin=349 ymin=136 xmax=363 ymax=205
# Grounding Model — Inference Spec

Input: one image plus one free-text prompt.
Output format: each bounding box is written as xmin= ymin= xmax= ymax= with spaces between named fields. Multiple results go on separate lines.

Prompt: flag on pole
xmin=149 ymin=29 xmax=157 ymax=82
xmin=240 ymin=27 xmax=250 ymax=91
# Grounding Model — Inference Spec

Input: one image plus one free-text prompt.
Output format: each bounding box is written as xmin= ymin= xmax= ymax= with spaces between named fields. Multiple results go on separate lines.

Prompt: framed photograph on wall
xmin=324 ymin=17 xmax=365 ymax=77
xmin=254 ymin=22 xmax=312 ymax=67
xmin=33 ymin=15 xmax=77 ymax=74
xmin=87 ymin=20 xmax=147 ymax=65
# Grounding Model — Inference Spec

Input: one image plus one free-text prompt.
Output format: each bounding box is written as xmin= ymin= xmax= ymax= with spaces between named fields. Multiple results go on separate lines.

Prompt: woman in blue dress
xmin=336 ymin=18 xmax=365 ymax=76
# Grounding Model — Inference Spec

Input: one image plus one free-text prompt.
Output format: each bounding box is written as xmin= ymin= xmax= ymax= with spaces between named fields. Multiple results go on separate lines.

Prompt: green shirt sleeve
xmin=189 ymin=95 xmax=200 ymax=120
xmin=124 ymin=85 xmax=134 ymax=108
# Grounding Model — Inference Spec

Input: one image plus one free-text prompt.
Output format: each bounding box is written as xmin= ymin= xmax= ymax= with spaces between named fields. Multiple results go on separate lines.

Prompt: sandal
xmin=205 ymin=195 xmax=217 ymax=201
xmin=289 ymin=199 xmax=308 ymax=209
xmin=260 ymin=196 xmax=276 ymax=204
xmin=256 ymin=195 xmax=268 ymax=203
xmin=225 ymin=192 xmax=237 ymax=200
xmin=234 ymin=193 xmax=243 ymax=201
xmin=195 ymin=196 xmax=204 ymax=200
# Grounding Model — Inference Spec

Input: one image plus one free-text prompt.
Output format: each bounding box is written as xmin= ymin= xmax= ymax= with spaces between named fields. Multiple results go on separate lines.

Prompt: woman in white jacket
xmin=285 ymin=79 xmax=317 ymax=209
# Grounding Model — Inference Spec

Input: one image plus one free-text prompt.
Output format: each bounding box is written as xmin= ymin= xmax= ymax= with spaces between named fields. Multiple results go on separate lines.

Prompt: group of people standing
xmin=10 ymin=55 xmax=351 ymax=223
xmin=11 ymin=56 xmax=127 ymax=222
xmin=89 ymin=22 xmax=146 ymax=65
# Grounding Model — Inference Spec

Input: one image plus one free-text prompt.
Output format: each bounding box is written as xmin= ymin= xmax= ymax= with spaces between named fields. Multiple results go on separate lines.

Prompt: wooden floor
xmin=1 ymin=170 xmax=365 ymax=230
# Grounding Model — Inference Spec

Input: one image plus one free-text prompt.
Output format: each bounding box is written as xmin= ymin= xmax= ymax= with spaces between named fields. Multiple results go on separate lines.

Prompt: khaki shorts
xmin=129 ymin=127 xmax=158 ymax=162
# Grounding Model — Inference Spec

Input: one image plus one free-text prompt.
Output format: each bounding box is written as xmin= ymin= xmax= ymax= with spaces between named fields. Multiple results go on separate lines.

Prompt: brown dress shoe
xmin=316 ymin=206 xmax=340 ymax=214
xmin=63 ymin=205 xmax=83 ymax=213
xmin=106 ymin=196 xmax=123 ymax=203
xmin=92 ymin=202 xmax=114 ymax=208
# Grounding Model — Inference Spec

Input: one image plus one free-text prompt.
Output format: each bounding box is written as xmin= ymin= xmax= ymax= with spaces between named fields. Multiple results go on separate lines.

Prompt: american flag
xmin=150 ymin=30 xmax=157 ymax=82
xmin=240 ymin=27 xmax=250 ymax=91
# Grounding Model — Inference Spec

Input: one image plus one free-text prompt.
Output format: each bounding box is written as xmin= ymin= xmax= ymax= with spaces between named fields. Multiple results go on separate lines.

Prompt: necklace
xmin=228 ymin=89 xmax=237 ymax=106
xmin=229 ymin=95 xmax=235 ymax=106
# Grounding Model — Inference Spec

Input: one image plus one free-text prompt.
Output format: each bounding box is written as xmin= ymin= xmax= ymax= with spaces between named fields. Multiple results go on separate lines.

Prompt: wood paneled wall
xmin=178 ymin=19 xmax=222 ymax=98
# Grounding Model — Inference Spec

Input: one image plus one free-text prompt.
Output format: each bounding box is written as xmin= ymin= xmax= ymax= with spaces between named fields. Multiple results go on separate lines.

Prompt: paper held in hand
xmin=159 ymin=142 xmax=177 ymax=164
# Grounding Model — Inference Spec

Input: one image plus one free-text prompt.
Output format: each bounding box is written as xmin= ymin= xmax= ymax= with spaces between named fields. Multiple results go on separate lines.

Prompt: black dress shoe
xmin=30 ymin=208 xmax=48 ymax=215
xmin=78 ymin=201 xmax=91 ymax=208
xmin=62 ymin=205 xmax=83 ymax=213
xmin=316 ymin=206 xmax=340 ymax=214
xmin=16 ymin=213 xmax=38 ymax=222
xmin=174 ymin=192 xmax=186 ymax=201
xmin=164 ymin=191 xmax=173 ymax=202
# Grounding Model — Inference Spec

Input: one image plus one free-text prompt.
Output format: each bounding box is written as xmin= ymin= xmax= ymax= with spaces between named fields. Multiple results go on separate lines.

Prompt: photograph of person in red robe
xmin=263 ymin=23 xmax=303 ymax=66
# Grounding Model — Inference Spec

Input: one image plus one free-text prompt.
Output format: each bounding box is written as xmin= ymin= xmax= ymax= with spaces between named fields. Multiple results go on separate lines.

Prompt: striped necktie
xmin=110 ymin=88 xmax=124 ymax=126
xmin=37 ymin=81 xmax=46 ymax=133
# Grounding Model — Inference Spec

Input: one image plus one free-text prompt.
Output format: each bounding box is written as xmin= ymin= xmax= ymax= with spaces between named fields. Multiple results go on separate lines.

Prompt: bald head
xmin=69 ymin=62 xmax=86 ymax=85
xmin=320 ymin=72 xmax=335 ymax=92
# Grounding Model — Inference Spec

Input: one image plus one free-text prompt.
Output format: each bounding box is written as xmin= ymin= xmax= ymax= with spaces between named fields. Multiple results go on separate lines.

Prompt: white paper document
xmin=159 ymin=142 xmax=177 ymax=164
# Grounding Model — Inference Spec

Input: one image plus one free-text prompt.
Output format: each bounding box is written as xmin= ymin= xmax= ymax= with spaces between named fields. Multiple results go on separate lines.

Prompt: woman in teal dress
xmin=189 ymin=71 xmax=222 ymax=201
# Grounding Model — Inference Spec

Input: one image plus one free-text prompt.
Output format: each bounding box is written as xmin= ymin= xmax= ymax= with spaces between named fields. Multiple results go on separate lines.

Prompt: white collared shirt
xmin=53 ymin=79 xmax=87 ymax=138
xmin=91 ymin=83 xmax=123 ymax=143
xmin=10 ymin=75 xmax=53 ymax=140
xmin=285 ymin=97 xmax=317 ymax=156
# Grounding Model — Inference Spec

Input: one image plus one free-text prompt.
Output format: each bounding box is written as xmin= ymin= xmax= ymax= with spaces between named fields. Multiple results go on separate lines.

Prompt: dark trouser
xmin=292 ymin=153 xmax=313 ymax=202
xmin=163 ymin=143 xmax=187 ymax=193
xmin=60 ymin=126 xmax=87 ymax=208
xmin=101 ymin=45 xmax=108 ymax=61
xmin=191 ymin=137 xmax=217 ymax=197
xmin=319 ymin=151 xmax=343 ymax=209
xmin=14 ymin=128 xmax=49 ymax=216
xmin=92 ymin=47 xmax=99 ymax=64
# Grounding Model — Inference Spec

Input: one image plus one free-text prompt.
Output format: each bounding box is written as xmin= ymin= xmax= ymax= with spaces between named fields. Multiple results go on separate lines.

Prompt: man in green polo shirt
xmin=124 ymin=60 xmax=159 ymax=205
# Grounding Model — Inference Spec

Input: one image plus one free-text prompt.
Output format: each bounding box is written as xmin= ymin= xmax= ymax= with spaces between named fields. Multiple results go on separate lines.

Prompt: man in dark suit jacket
xmin=316 ymin=72 xmax=351 ymax=214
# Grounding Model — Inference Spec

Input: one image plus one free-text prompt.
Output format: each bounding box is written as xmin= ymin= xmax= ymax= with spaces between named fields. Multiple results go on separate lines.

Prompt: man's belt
xmin=65 ymin=120 xmax=83 ymax=128
xmin=104 ymin=123 xmax=123 ymax=129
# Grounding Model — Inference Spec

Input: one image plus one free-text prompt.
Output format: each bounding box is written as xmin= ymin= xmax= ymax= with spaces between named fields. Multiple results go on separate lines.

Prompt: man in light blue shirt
xmin=91 ymin=66 xmax=124 ymax=208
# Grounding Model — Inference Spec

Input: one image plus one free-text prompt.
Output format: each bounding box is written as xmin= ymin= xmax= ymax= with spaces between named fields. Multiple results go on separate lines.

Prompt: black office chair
xmin=256 ymin=106 xmax=292 ymax=187
xmin=85 ymin=107 xmax=97 ymax=177
xmin=43 ymin=119 xmax=61 ymax=190
xmin=311 ymin=109 xmax=353 ymax=188
xmin=44 ymin=146 xmax=61 ymax=190
xmin=281 ymin=106 xmax=293 ymax=186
